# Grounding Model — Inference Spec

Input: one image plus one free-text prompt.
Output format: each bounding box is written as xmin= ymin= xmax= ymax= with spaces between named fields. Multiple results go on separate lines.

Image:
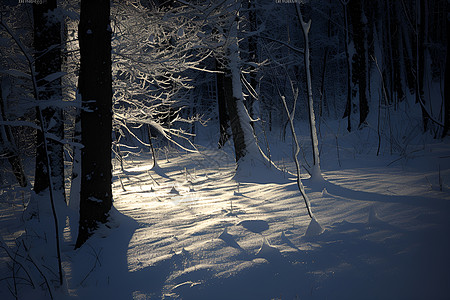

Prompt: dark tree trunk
xmin=319 ymin=2 xmax=332 ymax=119
xmin=33 ymin=0 xmax=65 ymax=198
xmin=247 ymin=0 xmax=257 ymax=120
xmin=416 ymin=0 xmax=429 ymax=131
xmin=341 ymin=0 xmax=352 ymax=132
xmin=396 ymin=0 xmax=416 ymax=95
xmin=391 ymin=1 xmax=404 ymax=104
xmin=0 ymin=83 xmax=27 ymax=187
xmin=349 ymin=0 xmax=369 ymax=127
xmin=75 ymin=0 xmax=113 ymax=249
xmin=216 ymin=60 xmax=231 ymax=148
xmin=443 ymin=16 xmax=450 ymax=138
xmin=226 ymin=83 xmax=247 ymax=162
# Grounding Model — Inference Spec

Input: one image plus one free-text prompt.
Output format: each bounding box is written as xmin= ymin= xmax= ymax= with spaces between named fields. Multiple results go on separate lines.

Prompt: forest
xmin=0 ymin=0 xmax=449 ymax=299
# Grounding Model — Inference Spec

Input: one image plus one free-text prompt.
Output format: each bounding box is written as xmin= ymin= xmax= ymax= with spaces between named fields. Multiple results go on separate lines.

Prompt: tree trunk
xmin=340 ymin=0 xmax=353 ymax=132
xmin=400 ymin=9 xmax=416 ymax=95
xmin=216 ymin=60 xmax=231 ymax=148
xmin=349 ymin=0 xmax=369 ymax=127
xmin=319 ymin=2 xmax=332 ymax=119
xmin=416 ymin=0 xmax=429 ymax=131
xmin=33 ymin=1 xmax=65 ymax=199
xmin=443 ymin=15 xmax=450 ymax=138
xmin=247 ymin=0 xmax=258 ymax=121
xmin=391 ymin=0 xmax=404 ymax=105
xmin=0 ymin=82 xmax=27 ymax=187
xmin=225 ymin=7 xmax=264 ymax=167
xmin=296 ymin=4 xmax=322 ymax=179
xmin=75 ymin=0 xmax=113 ymax=249
xmin=226 ymin=11 xmax=248 ymax=163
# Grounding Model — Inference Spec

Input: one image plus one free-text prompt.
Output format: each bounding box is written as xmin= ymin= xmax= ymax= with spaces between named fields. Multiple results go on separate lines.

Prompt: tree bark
xmin=319 ymin=2 xmax=332 ymax=119
xmin=340 ymin=0 xmax=353 ymax=132
xmin=443 ymin=15 xmax=450 ymax=138
xmin=349 ymin=0 xmax=369 ymax=127
xmin=247 ymin=0 xmax=258 ymax=121
xmin=216 ymin=60 xmax=231 ymax=148
xmin=0 ymin=82 xmax=27 ymax=187
xmin=75 ymin=0 xmax=113 ymax=248
xmin=296 ymin=4 xmax=322 ymax=179
xmin=33 ymin=0 xmax=65 ymax=198
xmin=416 ymin=0 xmax=429 ymax=131
xmin=226 ymin=11 xmax=249 ymax=163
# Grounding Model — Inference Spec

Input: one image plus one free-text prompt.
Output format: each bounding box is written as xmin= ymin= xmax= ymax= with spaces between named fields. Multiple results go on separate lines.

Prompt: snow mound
xmin=305 ymin=217 xmax=324 ymax=237
xmin=169 ymin=186 xmax=179 ymax=195
xmin=256 ymin=238 xmax=280 ymax=258
xmin=280 ymin=231 xmax=300 ymax=251
xmin=233 ymin=154 xmax=289 ymax=184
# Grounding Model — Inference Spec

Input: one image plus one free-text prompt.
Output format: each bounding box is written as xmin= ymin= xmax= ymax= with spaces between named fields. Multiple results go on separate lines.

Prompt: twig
xmin=22 ymin=241 xmax=54 ymax=300
xmin=0 ymin=237 xmax=36 ymax=289
xmin=79 ymin=246 xmax=103 ymax=286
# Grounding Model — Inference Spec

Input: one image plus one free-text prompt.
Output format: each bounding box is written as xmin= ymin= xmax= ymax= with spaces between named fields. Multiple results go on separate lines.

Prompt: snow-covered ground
xmin=1 ymin=122 xmax=450 ymax=300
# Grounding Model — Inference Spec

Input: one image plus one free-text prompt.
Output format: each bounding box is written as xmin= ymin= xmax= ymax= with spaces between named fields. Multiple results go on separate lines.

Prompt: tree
xmin=416 ymin=0 xmax=429 ymax=132
xmin=224 ymin=2 xmax=268 ymax=168
xmin=348 ymin=0 xmax=369 ymax=127
xmin=296 ymin=3 xmax=322 ymax=180
xmin=226 ymin=9 xmax=251 ymax=163
xmin=33 ymin=0 xmax=65 ymax=199
xmin=216 ymin=59 xmax=232 ymax=148
xmin=0 ymin=81 xmax=27 ymax=187
xmin=443 ymin=15 xmax=450 ymax=138
xmin=111 ymin=2 xmax=206 ymax=155
xmin=75 ymin=0 xmax=113 ymax=248
xmin=246 ymin=0 xmax=258 ymax=121
xmin=340 ymin=0 xmax=353 ymax=132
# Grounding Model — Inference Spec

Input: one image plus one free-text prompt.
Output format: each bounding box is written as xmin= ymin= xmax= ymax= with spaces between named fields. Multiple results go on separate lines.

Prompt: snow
xmin=40 ymin=71 xmax=66 ymax=83
xmin=305 ymin=217 xmax=324 ymax=237
xmin=1 ymin=122 xmax=450 ymax=300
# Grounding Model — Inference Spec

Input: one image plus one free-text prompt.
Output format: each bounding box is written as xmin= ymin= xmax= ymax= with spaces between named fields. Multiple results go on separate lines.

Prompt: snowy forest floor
xmin=1 ymin=123 xmax=450 ymax=300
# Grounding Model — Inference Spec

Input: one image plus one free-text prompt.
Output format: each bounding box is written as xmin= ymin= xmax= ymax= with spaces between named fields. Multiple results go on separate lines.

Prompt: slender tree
xmin=296 ymin=3 xmax=322 ymax=179
xmin=443 ymin=14 xmax=450 ymax=138
xmin=318 ymin=1 xmax=332 ymax=119
xmin=246 ymin=0 xmax=258 ymax=120
xmin=75 ymin=0 xmax=113 ymax=248
xmin=340 ymin=0 xmax=353 ymax=132
xmin=416 ymin=0 xmax=429 ymax=131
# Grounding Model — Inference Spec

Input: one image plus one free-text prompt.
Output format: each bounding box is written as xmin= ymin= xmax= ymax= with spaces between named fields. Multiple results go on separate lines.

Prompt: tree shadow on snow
xmin=71 ymin=207 xmax=139 ymax=299
xmin=305 ymin=177 xmax=450 ymax=211
xmin=300 ymin=217 xmax=450 ymax=300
